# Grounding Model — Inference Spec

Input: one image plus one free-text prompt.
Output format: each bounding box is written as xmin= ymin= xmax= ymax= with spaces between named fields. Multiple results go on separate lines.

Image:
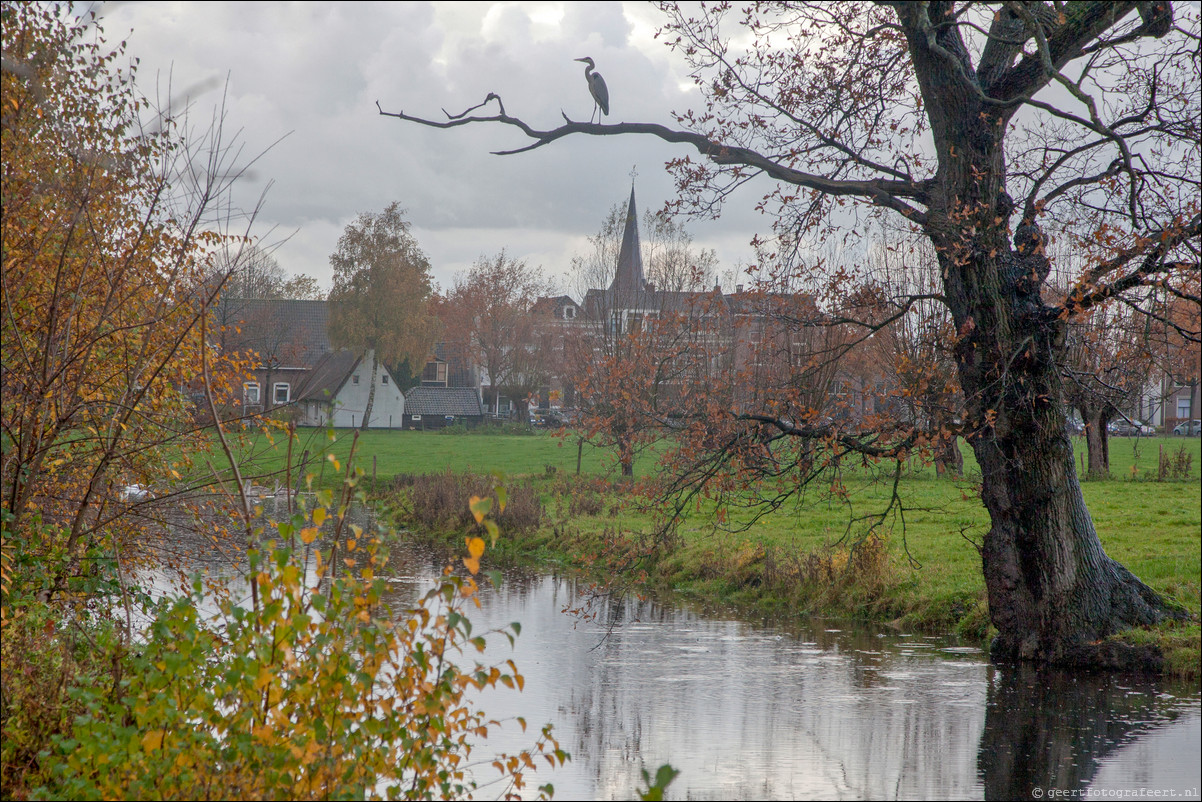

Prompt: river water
xmin=142 ymin=531 xmax=1200 ymax=801
xmin=380 ymin=544 xmax=1201 ymax=801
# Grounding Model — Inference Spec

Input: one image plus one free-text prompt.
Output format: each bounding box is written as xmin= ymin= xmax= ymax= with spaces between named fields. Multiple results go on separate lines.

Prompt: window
xmin=273 ymin=383 xmax=290 ymax=404
xmin=411 ymin=414 xmax=422 ymax=421
xmin=382 ymin=374 xmax=389 ymax=385
xmin=564 ymin=306 xmax=576 ymax=320
xmin=352 ymin=374 xmax=360 ymax=385
xmin=244 ymin=382 xmax=260 ymax=405
xmin=1179 ymin=397 xmax=1192 ymax=419
xmin=422 ymin=361 xmax=447 ymax=384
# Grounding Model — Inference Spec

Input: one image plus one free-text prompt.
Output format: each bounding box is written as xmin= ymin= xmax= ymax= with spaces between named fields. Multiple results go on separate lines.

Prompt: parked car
xmin=1108 ymin=418 xmax=1155 ymax=436
xmin=1172 ymin=419 xmax=1201 ymax=436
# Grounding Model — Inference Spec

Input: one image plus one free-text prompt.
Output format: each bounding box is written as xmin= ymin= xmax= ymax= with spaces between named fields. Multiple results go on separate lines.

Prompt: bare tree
xmin=442 ymin=251 xmax=551 ymax=415
xmin=382 ymin=2 xmax=1201 ymax=668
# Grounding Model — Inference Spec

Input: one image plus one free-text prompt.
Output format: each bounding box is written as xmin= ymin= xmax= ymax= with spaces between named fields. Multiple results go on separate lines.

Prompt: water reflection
xmin=140 ymin=534 xmax=1200 ymax=801
xmin=980 ymin=666 xmax=1201 ymax=800
xmin=381 ymin=545 xmax=1200 ymax=801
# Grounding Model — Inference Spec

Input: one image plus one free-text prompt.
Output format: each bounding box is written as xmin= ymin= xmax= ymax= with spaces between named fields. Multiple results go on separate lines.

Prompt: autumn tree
xmin=567 ymin=191 xmax=728 ymax=477
xmin=328 ymin=202 xmax=440 ymax=429
xmin=1 ymin=11 xmax=566 ymax=799
xmin=1 ymin=2 xmax=255 ymax=602
xmin=385 ymin=2 xmax=1201 ymax=668
xmin=442 ymin=251 xmax=552 ymax=415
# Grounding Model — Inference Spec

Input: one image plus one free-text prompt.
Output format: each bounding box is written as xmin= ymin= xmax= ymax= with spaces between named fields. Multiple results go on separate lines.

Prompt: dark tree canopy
xmin=382 ymin=2 xmax=1201 ymax=669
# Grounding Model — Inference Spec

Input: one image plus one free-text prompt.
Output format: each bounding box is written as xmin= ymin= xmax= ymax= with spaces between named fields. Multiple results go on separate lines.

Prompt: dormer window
xmin=422 ymin=361 xmax=447 ymax=384
xmin=563 ymin=306 xmax=576 ymax=320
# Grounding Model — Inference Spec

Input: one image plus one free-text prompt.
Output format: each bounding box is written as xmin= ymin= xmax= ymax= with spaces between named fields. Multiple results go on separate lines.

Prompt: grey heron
xmin=575 ymin=57 xmax=609 ymax=123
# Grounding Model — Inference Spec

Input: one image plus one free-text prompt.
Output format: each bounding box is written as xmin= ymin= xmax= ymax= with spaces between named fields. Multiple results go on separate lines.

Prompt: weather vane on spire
xmin=629 ymin=165 xmax=638 ymax=185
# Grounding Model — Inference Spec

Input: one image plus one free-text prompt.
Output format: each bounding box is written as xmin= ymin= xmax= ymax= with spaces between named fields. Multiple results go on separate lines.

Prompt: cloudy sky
xmin=92 ymin=1 xmax=766 ymax=295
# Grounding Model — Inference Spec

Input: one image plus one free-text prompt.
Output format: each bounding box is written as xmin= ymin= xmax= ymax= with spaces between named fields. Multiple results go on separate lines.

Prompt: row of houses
xmin=220 ymin=186 xmax=1199 ymax=435
xmin=218 ymin=298 xmax=486 ymax=430
xmin=216 ymin=188 xmax=933 ymax=433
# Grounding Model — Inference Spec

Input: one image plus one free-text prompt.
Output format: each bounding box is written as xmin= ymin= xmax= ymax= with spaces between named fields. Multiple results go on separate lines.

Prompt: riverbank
xmin=371 ymin=449 xmax=1201 ymax=679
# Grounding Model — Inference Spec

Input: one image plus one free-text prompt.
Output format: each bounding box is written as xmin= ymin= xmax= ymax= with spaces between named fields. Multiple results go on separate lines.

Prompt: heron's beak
xmin=574 ymin=58 xmax=588 ymax=63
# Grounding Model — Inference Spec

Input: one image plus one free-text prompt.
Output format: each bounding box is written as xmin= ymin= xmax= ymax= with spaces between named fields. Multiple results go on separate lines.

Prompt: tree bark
xmin=1082 ymin=408 xmax=1113 ymax=478
xmin=944 ymin=231 xmax=1180 ymax=666
xmin=360 ymin=349 xmax=378 ymax=430
xmin=618 ymin=433 xmax=635 ymax=477
xmin=901 ymin=7 xmax=1185 ymax=665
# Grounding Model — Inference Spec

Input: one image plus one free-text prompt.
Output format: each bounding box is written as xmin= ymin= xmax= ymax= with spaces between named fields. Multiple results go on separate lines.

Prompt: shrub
xmin=6 ymin=507 xmax=566 ymax=800
xmin=407 ymin=471 xmax=543 ymax=535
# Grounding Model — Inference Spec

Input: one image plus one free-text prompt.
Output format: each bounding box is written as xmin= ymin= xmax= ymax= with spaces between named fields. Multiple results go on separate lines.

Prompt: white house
xmin=219 ymin=298 xmax=406 ymax=428
xmin=294 ymin=348 xmax=405 ymax=429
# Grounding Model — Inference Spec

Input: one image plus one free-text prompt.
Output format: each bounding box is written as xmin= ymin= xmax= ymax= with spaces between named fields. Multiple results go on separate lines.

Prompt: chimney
xmin=736 ymin=284 xmax=744 ymax=293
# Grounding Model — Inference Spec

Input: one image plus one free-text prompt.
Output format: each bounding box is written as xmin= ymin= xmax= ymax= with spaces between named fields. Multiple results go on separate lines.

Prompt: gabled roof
xmin=220 ymin=298 xmax=332 ymax=367
xmin=403 ymin=386 xmax=484 ymax=417
xmin=531 ymin=295 xmax=580 ymax=317
xmin=293 ymin=349 xmax=362 ymax=402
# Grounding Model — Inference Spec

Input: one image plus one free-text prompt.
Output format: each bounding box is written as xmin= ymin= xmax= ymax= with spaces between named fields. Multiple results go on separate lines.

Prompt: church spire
xmin=609 ymin=185 xmax=646 ymax=299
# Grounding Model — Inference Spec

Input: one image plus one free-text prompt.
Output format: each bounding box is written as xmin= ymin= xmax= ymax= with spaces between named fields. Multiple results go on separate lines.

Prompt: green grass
xmin=246 ymin=427 xmax=1201 ymax=674
xmin=234 ymin=426 xmax=661 ymax=489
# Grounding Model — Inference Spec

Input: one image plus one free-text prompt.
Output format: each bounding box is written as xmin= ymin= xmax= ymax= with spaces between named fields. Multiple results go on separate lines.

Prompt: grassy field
xmin=234 ymin=426 xmax=660 ymax=488
xmin=244 ymin=426 xmax=1201 ymax=674
xmin=238 ymin=425 xmax=1200 ymax=484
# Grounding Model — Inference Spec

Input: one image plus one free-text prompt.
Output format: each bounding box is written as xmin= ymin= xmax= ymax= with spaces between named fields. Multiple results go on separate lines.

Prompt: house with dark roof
xmin=292 ymin=348 xmax=406 ymax=429
xmin=218 ymin=298 xmax=405 ymax=428
xmin=401 ymin=386 xmax=485 ymax=430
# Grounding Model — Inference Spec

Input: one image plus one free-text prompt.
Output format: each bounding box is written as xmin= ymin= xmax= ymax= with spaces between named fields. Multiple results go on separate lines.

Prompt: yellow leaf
xmin=300 ymin=527 xmax=318 ymax=544
xmin=463 ymin=556 xmax=480 ymax=575
xmin=255 ymin=666 xmax=274 ymax=690
xmin=313 ymin=507 xmax=327 ymax=526
xmin=469 ymin=495 xmax=492 ymax=523
xmin=142 ymin=729 xmax=165 ymax=751
xmin=466 ymin=537 xmax=485 ymax=559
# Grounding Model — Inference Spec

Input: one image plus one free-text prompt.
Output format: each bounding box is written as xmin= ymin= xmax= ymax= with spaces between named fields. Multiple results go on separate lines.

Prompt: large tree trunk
xmin=945 ymin=238 xmax=1180 ymax=667
xmin=905 ymin=29 xmax=1185 ymax=666
xmin=1081 ymin=407 xmax=1113 ymax=478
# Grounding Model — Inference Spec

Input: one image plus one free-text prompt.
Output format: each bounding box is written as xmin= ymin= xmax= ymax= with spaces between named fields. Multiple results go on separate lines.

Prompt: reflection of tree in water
xmin=979 ymin=665 xmax=1192 ymax=799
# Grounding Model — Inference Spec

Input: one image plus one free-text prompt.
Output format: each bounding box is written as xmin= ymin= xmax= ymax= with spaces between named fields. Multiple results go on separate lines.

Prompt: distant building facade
xmin=217 ymin=298 xmax=405 ymax=428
